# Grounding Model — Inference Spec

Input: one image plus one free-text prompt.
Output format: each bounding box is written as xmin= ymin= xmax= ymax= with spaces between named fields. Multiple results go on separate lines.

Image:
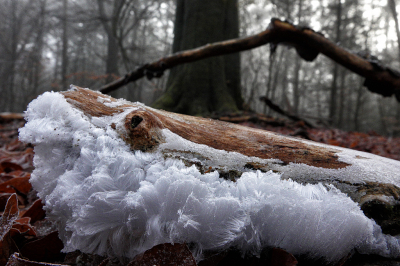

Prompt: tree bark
xmin=329 ymin=0 xmax=342 ymax=126
xmin=61 ymin=0 xmax=69 ymax=90
xmin=151 ymin=0 xmax=242 ymax=116
xmin=337 ymin=67 xmax=346 ymax=128
xmin=388 ymin=0 xmax=400 ymax=61
xmin=97 ymin=0 xmax=121 ymax=84
xmin=354 ymin=77 xmax=364 ymax=131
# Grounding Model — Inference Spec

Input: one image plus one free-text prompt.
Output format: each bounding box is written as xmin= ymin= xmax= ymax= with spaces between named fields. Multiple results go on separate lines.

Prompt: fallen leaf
xmin=4 ymin=139 xmax=27 ymax=152
xmin=327 ymin=139 xmax=341 ymax=147
xmin=21 ymin=199 xmax=45 ymax=224
xmin=0 ymin=177 xmax=31 ymax=194
xmin=20 ymin=231 xmax=64 ymax=263
xmin=14 ymin=217 xmax=30 ymax=224
xmin=1 ymin=194 xmax=19 ymax=266
xmin=6 ymin=252 xmax=68 ymax=266
xmin=0 ymin=171 xmax=30 ymax=184
xmin=0 ymin=148 xmax=34 ymax=172
xmin=0 ymin=232 xmax=18 ymax=266
xmin=10 ymin=217 xmax=36 ymax=238
xmin=1 ymin=194 xmax=18 ymax=229
xmin=0 ymin=193 xmax=14 ymax=212
xmin=127 ymin=243 xmax=197 ymax=266
xmin=270 ymin=248 xmax=298 ymax=266
xmin=0 ymin=162 xmax=23 ymax=174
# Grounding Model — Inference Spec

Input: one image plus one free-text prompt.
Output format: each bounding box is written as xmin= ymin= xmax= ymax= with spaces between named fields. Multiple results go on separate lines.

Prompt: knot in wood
xmin=122 ymin=109 xmax=165 ymax=151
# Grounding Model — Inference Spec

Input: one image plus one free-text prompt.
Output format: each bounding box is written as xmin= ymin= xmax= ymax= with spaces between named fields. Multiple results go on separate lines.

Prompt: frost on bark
xmin=63 ymin=87 xmax=400 ymax=236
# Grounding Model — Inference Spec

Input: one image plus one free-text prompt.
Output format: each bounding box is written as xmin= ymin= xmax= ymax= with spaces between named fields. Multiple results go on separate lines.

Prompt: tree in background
xmin=3 ymin=0 xmax=400 ymax=136
xmin=97 ymin=0 xmax=121 ymax=84
xmin=153 ymin=0 xmax=243 ymax=116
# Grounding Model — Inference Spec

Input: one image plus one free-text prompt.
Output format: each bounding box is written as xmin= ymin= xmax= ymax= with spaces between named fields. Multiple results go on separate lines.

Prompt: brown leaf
xmin=0 ymin=177 xmax=32 ymax=194
xmin=1 ymin=194 xmax=18 ymax=229
xmin=14 ymin=218 xmax=30 ymax=224
xmin=1 ymin=232 xmax=18 ymax=266
xmin=0 ymin=148 xmax=34 ymax=172
xmin=4 ymin=139 xmax=27 ymax=152
xmin=10 ymin=217 xmax=36 ymax=238
xmin=0 ymin=162 xmax=23 ymax=174
xmin=21 ymin=199 xmax=46 ymax=224
xmin=0 ymin=193 xmax=14 ymax=212
xmin=1 ymin=194 xmax=19 ymax=266
xmin=127 ymin=243 xmax=197 ymax=266
xmin=20 ymin=231 xmax=64 ymax=263
xmin=6 ymin=252 xmax=68 ymax=266
xmin=270 ymin=248 xmax=298 ymax=266
xmin=0 ymin=171 xmax=30 ymax=184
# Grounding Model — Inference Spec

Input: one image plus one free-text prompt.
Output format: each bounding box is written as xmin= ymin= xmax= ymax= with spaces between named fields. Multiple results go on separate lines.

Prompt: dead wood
xmin=215 ymin=114 xmax=287 ymax=127
xmin=259 ymin=96 xmax=315 ymax=128
xmin=98 ymin=18 xmax=400 ymax=101
xmin=0 ymin=113 xmax=25 ymax=121
xmin=62 ymin=87 xmax=400 ymax=235
xmin=63 ymin=87 xmax=348 ymax=169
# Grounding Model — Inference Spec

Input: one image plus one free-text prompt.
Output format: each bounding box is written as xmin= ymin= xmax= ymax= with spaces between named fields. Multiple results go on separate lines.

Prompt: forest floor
xmin=1 ymin=113 xmax=400 ymax=266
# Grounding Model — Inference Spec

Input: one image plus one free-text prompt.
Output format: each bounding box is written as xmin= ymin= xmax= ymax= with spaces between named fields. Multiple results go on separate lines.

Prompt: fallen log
xmin=19 ymin=86 xmax=400 ymax=264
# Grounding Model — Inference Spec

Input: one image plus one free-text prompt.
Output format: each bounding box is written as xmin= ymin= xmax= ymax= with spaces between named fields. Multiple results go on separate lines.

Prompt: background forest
xmin=1 ymin=0 xmax=400 ymax=136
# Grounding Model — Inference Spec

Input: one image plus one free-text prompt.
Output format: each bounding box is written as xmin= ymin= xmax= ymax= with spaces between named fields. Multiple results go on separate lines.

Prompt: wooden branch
xmin=259 ymin=96 xmax=315 ymax=127
xmin=0 ymin=113 xmax=25 ymax=121
xmin=215 ymin=114 xmax=288 ymax=127
xmin=99 ymin=18 xmax=400 ymax=101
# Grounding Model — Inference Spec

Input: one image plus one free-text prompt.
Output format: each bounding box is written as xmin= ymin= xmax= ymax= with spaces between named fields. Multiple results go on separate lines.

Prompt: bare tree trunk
xmin=337 ymin=67 xmax=346 ymax=128
xmin=152 ymin=0 xmax=242 ymax=115
xmin=276 ymin=55 xmax=290 ymax=117
xmin=3 ymin=0 xmax=19 ymax=111
xmin=378 ymin=97 xmax=389 ymax=135
xmin=262 ymin=52 xmax=275 ymax=114
xmin=247 ymin=60 xmax=261 ymax=109
xmin=329 ymin=0 xmax=342 ymax=126
xmin=388 ymin=0 xmax=400 ymax=126
xmin=293 ymin=0 xmax=303 ymax=115
xmin=61 ymin=0 xmax=69 ymax=90
xmin=269 ymin=49 xmax=284 ymax=107
xmin=31 ymin=0 xmax=47 ymax=96
xmin=293 ymin=56 xmax=302 ymax=115
xmin=315 ymin=71 xmax=323 ymax=117
xmin=97 ymin=0 xmax=122 ymax=84
xmin=388 ymin=0 xmax=400 ymax=61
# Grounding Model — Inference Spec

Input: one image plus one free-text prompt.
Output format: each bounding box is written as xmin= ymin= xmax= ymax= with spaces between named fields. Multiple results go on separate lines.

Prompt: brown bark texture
xmin=99 ymin=18 xmax=400 ymax=101
xmin=65 ymin=87 xmax=347 ymax=169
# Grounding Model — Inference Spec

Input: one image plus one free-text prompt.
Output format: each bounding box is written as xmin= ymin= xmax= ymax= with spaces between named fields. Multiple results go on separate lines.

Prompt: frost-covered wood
xmin=19 ymin=86 xmax=400 ymax=263
xmin=63 ymin=87 xmax=400 ymax=210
